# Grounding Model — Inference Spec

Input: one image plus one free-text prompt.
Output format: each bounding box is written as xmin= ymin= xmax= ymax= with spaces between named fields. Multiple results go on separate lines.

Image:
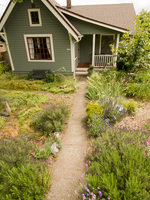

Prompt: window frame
xmin=24 ymin=34 xmax=55 ymax=62
xmin=99 ymin=34 xmax=115 ymax=55
xmin=28 ymin=9 xmax=42 ymax=27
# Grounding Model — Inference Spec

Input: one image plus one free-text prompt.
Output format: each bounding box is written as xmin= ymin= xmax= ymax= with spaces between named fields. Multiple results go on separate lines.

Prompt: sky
xmin=0 ymin=0 xmax=150 ymax=18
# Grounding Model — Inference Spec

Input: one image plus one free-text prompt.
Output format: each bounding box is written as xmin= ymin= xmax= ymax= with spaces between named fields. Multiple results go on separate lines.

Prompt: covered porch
xmin=74 ymin=33 xmax=120 ymax=74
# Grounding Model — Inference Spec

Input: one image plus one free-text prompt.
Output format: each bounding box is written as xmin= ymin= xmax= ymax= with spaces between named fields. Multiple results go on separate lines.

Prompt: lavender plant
xmin=83 ymin=130 xmax=150 ymax=200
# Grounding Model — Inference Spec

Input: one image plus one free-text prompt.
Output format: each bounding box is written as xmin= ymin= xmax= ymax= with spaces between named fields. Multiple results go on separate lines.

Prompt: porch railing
xmin=94 ymin=55 xmax=113 ymax=67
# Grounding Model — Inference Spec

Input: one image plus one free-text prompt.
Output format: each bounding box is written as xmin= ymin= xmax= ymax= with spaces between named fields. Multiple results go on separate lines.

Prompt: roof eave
xmin=0 ymin=2 xmax=16 ymax=31
xmin=58 ymin=6 xmax=128 ymax=33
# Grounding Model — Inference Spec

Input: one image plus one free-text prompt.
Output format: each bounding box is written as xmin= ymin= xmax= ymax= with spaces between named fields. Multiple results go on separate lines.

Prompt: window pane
xmin=101 ymin=35 xmax=114 ymax=55
xmin=30 ymin=11 xmax=39 ymax=24
xmin=27 ymin=37 xmax=52 ymax=60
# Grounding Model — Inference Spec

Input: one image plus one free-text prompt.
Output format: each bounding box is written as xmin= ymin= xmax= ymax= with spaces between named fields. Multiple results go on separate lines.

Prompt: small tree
xmin=116 ymin=10 xmax=150 ymax=72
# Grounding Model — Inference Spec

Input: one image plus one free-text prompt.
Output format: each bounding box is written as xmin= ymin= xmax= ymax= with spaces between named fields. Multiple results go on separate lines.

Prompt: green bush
xmin=86 ymin=102 xmax=103 ymax=120
xmin=0 ymin=137 xmax=50 ymax=200
xmin=84 ymin=130 xmax=150 ymax=200
xmin=116 ymin=11 xmax=150 ymax=71
xmin=31 ymin=104 xmax=69 ymax=136
xmin=123 ymin=101 xmax=136 ymax=114
xmin=124 ymin=83 xmax=150 ymax=100
xmin=88 ymin=115 xmax=107 ymax=137
xmin=132 ymin=69 xmax=150 ymax=83
xmin=0 ymin=64 xmax=10 ymax=75
xmin=33 ymin=144 xmax=52 ymax=160
xmin=88 ymin=65 xmax=94 ymax=76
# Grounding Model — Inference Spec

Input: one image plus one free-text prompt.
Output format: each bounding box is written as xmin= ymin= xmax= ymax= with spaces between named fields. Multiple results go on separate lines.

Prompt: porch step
xmin=75 ymin=69 xmax=88 ymax=75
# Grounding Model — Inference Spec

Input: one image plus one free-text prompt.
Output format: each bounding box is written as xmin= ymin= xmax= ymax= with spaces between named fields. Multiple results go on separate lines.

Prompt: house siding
xmin=65 ymin=15 xmax=119 ymax=35
xmin=5 ymin=0 xmax=72 ymax=73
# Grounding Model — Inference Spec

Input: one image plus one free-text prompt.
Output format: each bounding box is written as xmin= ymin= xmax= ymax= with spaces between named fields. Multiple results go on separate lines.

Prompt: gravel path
xmin=47 ymin=80 xmax=88 ymax=200
xmin=114 ymin=102 xmax=150 ymax=131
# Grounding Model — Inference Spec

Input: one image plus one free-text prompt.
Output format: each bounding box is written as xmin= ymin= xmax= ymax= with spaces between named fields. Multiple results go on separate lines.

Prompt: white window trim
xmin=28 ymin=9 xmax=42 ymax=27
xmin=24 ymin=34 xmax=55 ymax=62
xmin=99 ymin=34 xmax=115 ymax=55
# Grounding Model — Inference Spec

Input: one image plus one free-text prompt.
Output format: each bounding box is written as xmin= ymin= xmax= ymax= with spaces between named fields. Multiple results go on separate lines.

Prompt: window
xmin=24 ymin=34 xmax=55 ymax=62
xmin=100 ymin=35 xmax=114 ymax=55
xmin=28 ymin=9 xmax=42 ymax=26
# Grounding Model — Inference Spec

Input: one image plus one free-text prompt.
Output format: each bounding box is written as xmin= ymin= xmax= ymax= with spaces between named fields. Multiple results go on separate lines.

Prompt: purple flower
xmin=99 ymin=191 xmax=102 ymax=198
xmin=74 ymin=190 xmax=77 ymax=195
xmin=82 ymin=193 xmax=86 ymax=200
xmin=85 ymin=163 xmax=88 ymax=168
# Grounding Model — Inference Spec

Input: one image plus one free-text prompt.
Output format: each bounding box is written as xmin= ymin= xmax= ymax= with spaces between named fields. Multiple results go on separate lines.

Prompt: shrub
xmin=0 ymin=64 xmax=10 ymax=75
xmin=132 ymin=69 xmax=150 ymax=83
xmin=31 ymin=104 xmax=69 ymax=136
xmin=100 ymin=97 xmax=127 ymax=125
xmin=33 ymin=142 xmax=52 ymax=159
xmin=124 ymin=83 xmax=150 ymax=100
xmin=86 ymin=102 xmax=103 ymax=120
xmin=88 ymin=65 xmax=94 ymax=76
xmin=123 ymin=101 xmax=136 ymax=114
xmin=0 ymin=137 xmax=50 ymax=199
xmin=0 ymin=163 xmax=50 ymax=200
xmin=88 ymin=115 xmax=107 ymax=137
xmin=84 ymin=130 xmax=150 ymax=200
xmin=116 ymin=11 xmax=150 ymax=71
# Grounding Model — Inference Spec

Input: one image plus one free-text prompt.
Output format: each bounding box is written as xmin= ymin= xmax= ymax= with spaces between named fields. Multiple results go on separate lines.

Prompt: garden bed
xmin=0 ymin=72 xmax=76 ymax=199
xmin=78 ymin=70 xmax=150 ymax=200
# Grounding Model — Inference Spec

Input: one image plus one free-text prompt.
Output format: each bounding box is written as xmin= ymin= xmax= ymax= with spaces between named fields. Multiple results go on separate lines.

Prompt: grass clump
xmin=31 ymin=104 xmax=69 ymax=136
xmin=0 ymin=136 xmax=50 ymax=200
xmin=123 ymin=100 xmax=137 ymax=115
xmin=83 ymin=130 xmax=150 ymax=200
xmin=87 ymin=71 xmax=124 ymax=101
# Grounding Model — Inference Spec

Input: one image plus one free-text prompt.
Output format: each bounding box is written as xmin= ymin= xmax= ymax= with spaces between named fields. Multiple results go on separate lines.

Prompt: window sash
xmin=28 ymin=9 xmax=42 ymax=27
xmin=27 ymin=37 xmax=52 ymax=60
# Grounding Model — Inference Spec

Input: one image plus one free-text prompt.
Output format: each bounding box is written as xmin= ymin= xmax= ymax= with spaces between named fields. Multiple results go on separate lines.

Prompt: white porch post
xmin=114 ymin=33 xmax=120 ymax=67
xmin=92 ymin=34 xmax=96 ymax=66
xmin=69 ymin=33 xmax=76 ymax=79
xmin=3 ymin=28 xmax=15 ymax=71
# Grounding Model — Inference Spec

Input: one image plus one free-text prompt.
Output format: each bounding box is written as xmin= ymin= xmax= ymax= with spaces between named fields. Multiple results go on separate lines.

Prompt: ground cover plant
xmin=0 ymin=90 xmax=48 ymax=112
xmin=82 ymin=130 xmax=150 ymax=200
xmin=0 ymin=72 xmax=76 ymax=94
xmin=0 ymin=136 xmax=50 ymax=200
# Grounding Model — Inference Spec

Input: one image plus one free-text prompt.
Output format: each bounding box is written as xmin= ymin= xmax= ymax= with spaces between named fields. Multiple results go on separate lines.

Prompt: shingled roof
xmin=58 ymin=3 xmax=136 ymax=32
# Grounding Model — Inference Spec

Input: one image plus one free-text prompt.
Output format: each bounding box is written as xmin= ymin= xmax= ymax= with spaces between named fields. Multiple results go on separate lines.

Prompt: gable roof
xmin=58 ymin=3 xmax=136 ymax=32
xmin=0 ymin=0 xmax=82 ymax=41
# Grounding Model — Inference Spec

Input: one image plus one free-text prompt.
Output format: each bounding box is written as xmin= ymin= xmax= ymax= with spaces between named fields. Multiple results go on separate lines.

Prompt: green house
xmin=0 ymin=0 xmax=136 ymax=75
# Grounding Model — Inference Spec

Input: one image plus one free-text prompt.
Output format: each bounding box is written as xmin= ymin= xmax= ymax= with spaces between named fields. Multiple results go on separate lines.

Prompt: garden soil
xmin=114 ymin=102 xmax=150 ymax=131
xmin=47 ymin=79 xmax=88 ymax=200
